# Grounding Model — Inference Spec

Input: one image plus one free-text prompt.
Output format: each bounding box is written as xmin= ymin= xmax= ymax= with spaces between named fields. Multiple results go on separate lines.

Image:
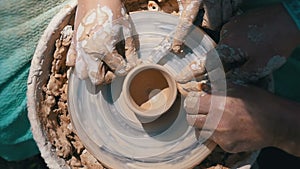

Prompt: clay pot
xmin=123 ymin=63 xmax=177 ymax=123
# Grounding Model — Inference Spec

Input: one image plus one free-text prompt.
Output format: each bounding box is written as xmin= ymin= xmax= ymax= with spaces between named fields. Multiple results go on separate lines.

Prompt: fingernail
xmin=186 ymin=114 xmax=206 ymax=126
xmin=184 ymin=92 xmax=205 ymax=115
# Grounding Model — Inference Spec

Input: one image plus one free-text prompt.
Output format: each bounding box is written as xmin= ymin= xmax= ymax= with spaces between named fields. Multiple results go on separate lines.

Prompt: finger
xmin=184 ymin=91 xmax=211 ymax=115
xmin=79 ymin=48 xmax=106 ymax=85
xmin=104 ymin=70 xmax=116 ymax=84
xmin=177 ymin=81 xmax=211 ymax=96
xmin=186 ymin=114 xmax=207 ymax=128
xmin=202 ymin=0 xmax=222 ymax=30
xmin=177 ymin=81 xmax=204 ymax=97
xmin=75 ymin=51 xmax=88 ymax=80
xmin=124 ymin=36 xmax=139 ymax=66
xmin=172 ymin=0 xmax=202 ymax=53
xmin=175 ymin=59 xmax=206 ymax=83
xmin=123 ymin=15 xmax=140 ymax=69
xmin=66 ymin=39 xmax=77 ymax=67
xmin=88 ymin=61 xmax=106 ymax=85
xmin=102 ymin=49 xmax=126 ymax=72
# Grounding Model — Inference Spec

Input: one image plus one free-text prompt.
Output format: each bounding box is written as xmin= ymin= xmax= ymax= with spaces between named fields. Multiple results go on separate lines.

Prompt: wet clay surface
xmin=129 ymin=69 xmax=169 ymax=106
xmin=38 ymin=1 xmax=254 ymax=168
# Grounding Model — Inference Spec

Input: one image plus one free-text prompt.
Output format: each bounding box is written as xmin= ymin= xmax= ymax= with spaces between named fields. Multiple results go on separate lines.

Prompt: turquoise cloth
xmin=240 ymin=1 xmax=300 ymax=100
xmin=273 ymin=46 xmax=300 ymax=102
xmin=0 ymin=0 xmax=70 ymax=161
xmin=241 ymin=0 xmax=300 ymax=30
xmin=282 ymin=0 xmax=300 ymax=30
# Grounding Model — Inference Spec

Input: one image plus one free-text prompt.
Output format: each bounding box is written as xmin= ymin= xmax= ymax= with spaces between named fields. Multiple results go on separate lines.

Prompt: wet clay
xmin=39 ymin=1 xmax=257 ymax=168
xmin=40 ymin=25 xmax=103 ymax=169
xmin=172 ymin=0 xmax=201 ymax=53
xmin=129 ymin=69 xmax=169 ymax=106
xmin=140 ymin=88 xmax=171 ymax=110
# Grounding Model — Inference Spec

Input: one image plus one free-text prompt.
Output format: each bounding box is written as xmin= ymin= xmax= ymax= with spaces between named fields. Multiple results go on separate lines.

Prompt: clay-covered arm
xmin=172 ymin=0 xmax=243 ymax=53
xmin=172 ymin=0 xmax=201 ymax=53
xmin=76 ymin=0 xmax=124 ymax=29
xmin=67 ymin=0 xmax=138 ymax=85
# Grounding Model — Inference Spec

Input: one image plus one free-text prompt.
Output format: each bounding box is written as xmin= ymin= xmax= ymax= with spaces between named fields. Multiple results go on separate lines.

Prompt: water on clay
xmin=68 ymin=11 xmax=224 ymax=169
xmin=129 ymin=69 xmax=169 ymax=108
xmin=140 ymin=88 xmax=170 ymax=111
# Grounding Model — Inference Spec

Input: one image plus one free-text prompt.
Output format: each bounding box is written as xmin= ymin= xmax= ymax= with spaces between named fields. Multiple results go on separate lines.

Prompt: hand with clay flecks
xmin=183 ymin=4 xmax=300 ymax=156
xmin=185 ymin=84 xmax=300 ymax=156
xmin=66 ymin=0 xmax=139 ymax=85
xmin=172 ymin=0 xmax=243 ymax=53
xmin=176 ymin=3 xmax=300 ymax=96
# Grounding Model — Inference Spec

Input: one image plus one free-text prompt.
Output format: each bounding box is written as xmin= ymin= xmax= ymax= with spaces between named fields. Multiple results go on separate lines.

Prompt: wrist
xmin=271 ymin=100 xmax=300 ymax=157
xmin=77 ymin=0 xmax=124 ymax=18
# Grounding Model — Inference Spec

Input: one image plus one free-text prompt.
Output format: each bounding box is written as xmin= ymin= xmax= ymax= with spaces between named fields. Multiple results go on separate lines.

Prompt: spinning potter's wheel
xmin=68 ymin=11 xmax=221 ymax=169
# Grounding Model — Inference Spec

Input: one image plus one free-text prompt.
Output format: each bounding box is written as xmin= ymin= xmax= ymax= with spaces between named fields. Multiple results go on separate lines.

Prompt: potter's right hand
xmin=66 ymin=0 xmax=139 ymax=85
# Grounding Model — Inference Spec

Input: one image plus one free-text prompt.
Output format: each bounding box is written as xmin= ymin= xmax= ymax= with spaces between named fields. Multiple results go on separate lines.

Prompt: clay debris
xmin=40 ymin=25 xmax=103 ymax=169
xmin=37 ymin=1 xmax=254 ymax=168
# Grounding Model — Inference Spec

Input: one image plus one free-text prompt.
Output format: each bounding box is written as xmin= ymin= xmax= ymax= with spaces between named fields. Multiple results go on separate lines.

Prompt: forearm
xmin=76 ymin=0 xmax=123 ymax=29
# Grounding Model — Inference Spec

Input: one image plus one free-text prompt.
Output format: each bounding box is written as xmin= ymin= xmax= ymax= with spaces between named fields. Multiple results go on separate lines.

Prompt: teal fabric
xmin=273 ymin=46 xmax=300 ymax=102
xmin=241 ymin=1 xmax=300 ymax=101
xmin=0 ymin=0 xmax=71 ymax=161
xmin=282 ymin=0 xmax=300 ymax=30
xmin=241 ymin=0 xmax=300 ymax=30
xmin=240 ymin=0 xmax=282 ymax=10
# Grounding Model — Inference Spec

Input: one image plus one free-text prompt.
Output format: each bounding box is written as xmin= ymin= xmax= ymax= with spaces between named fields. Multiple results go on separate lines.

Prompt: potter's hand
xmin=66 ymin=0 xmax=139 ymax=85
xmin=182 ymin=4 xmax=300 ymax=156
xmin=176 ymin=4 xmax=300 ymax=95
xmin=184 ymin=85 xmax=277 ymax=153
xmin=172 ymin=0 xmax=243 ymax=53
xmin=184 ymin=84 xmax=300 ymax=156
xmin=201 ymin=0 xmax=243 ymax=30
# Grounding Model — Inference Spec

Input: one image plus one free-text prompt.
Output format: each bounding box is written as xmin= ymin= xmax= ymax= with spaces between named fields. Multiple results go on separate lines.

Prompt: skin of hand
xmin=184 ymin=85 xmax=300 ymax=157
xmin=66 ymin=0 xmax=139 ymax=85
xmin=176 ymin=3 xmax=300 ymax=95
xmin=172 ymin=0 xmax=242 ymax=53
xmin=201 ymin=0 xmax=243 ymax=30
xmin=183 ymin=3 xmax=300 ymax=156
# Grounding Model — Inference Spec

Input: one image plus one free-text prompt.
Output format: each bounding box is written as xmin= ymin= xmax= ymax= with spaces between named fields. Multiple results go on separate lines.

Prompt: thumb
xmin=66 ymin=39 xmax=77 ymax=67
xmin=202 ymin=0 xmax=222 ymax=30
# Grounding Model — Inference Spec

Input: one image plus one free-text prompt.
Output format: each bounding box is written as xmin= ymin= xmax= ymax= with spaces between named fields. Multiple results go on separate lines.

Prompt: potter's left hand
xmin=181 ymin=4 xmax=300 ymax=156
xmin=66 ymin=0 xmax=139 ymax=85
xmin=175 ymin=4 xmax=300 ymax=96
xmin=172 ymin=0 xmax=243 ymax=53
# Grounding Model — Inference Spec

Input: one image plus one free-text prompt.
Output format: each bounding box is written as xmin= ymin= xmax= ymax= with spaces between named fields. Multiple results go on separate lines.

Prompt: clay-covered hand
xmin=66 ymin=0 xmax=139 ymax=85
xmin=182 ymin=4 xmax=300 ymax=156
xmin=201 ymin=0 xmax=243 ymax=30
xmin=184 ymin=84 xmax=300 ymax=156
xmin=172 ymin=0 xmax=243 ymax=53
xmin=176 ymin=4 xmax=300 ymax=95
xmin=184 ymin=85 xmax=276 ymax=153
